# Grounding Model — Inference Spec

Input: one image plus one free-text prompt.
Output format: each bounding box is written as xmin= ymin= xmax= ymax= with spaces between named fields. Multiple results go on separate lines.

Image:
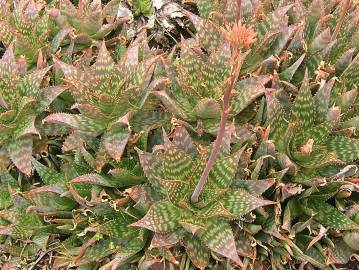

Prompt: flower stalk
xmin=191 ymin=0 xmax=253 ymax=203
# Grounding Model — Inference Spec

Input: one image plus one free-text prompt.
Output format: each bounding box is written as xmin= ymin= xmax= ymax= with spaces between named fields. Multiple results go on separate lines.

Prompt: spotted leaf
xmin=309 ymin=199 xmax=359 ymax=230
xmin=89 ymin=215 xmax=137 ymax=239
xmin=197 ymin=220 xmax=243 ymax=267
xmin=219 ymin=189 xmax=275 ymax=218
xmin=163 ymin=145 xmax=194 ymax=180
xmin=7 ymin=135 xmax=33 ymax=176
xmin=130 ymin=201 xmax=180 ymax=233
xmin=290 ymin=70 xmax=315 ymax=131
xmin=184 ymin=235 xmax=210 ymax=269
xmin=32 ymin=160 xmax=68 ymax=185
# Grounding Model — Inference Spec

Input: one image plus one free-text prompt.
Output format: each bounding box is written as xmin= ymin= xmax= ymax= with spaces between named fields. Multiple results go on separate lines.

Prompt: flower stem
xmin=191 ymin=1 xmax=243 ymax=203
xmin=332 ymin=0 xmax=351 ymax=40
xmin=236 ymin=0 xmax=242 ymax=23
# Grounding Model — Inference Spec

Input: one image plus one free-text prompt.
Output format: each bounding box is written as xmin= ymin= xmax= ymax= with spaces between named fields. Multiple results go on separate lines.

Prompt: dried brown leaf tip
xmin=222 ymin=22 xmax=257 ymax=49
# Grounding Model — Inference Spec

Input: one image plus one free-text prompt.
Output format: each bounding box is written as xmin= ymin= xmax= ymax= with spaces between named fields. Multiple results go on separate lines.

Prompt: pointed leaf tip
xmin=130 ymin=201 xmax=180 ymax=233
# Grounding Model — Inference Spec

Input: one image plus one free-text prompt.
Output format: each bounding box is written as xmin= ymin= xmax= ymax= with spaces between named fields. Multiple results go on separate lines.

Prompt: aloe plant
xmin=49 ymin=0 xmax=126 ymax=52
xmin=31 ymin=155 xmax=147 ymax=269
xmin=0 ymin=0 xmax=51 ymax=64
xmin=154 ymin=5 xmax=272 ymax=135
xmin=0 ymin=0 xmax=358 ymax=269
xmin=0 ymin=45 xmax=65 ymax=176
xmin=263 ymin=0 xmax=359 ymax=178
xmin=266 ymin=73 xmax=359 ymax=177
xmin=43 ymin=40 xmax=169 ymax=170
xmin=129 ymin=125 xmax=275 ymax=268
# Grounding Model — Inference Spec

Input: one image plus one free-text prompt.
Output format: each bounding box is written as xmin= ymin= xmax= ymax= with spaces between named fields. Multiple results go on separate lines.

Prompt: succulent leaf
xmin=130 ymin=201 xmax=180 ymax=233
xmin=197 ymin=220 xmax=243 ymax=266
xmin=184 ymin=235 xmax=210 ymax=269
xmin=309 ymin=199 xmax=359 ymax=230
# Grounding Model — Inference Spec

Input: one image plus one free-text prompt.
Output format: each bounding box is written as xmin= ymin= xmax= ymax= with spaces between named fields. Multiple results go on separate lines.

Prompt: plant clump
xmin=0 ymin=0 xmax=359 ymax=269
